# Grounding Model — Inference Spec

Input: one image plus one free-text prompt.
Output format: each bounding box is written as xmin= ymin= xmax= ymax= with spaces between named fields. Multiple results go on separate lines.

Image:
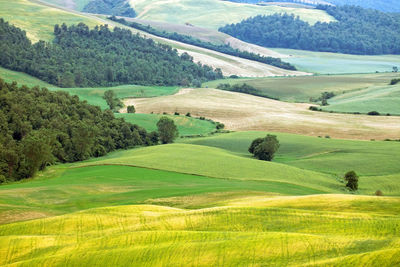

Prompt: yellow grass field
xmin=123 ymin=88 xmax=400 ymax=140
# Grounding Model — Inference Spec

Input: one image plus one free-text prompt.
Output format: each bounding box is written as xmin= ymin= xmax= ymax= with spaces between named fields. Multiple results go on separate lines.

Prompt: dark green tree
xmin=344 ymin=171 xmax=359 ymax=191
xmin=157 ymin=116 xmax=179 ymax=144
xmin=103 ymin=90 xmax=123 ymax=112
xmin=127 ymin=105 xmax=136 ymax=113
xmin=249 ymin=134 xmax=280 ymax=161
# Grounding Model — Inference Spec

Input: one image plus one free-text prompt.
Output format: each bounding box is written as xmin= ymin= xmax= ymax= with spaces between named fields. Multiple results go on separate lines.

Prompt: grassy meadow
xmin=272 ymin=48 xmax=400 ymax=74
xmin=0 ymin=67 xmax=54 ymax=88
xmin=116 ymin=113 xmax=217 ymax=137
xmin=203 ymin=72 xmax=398 ymax=102
xmin=322 ymin=83 xmax=400 ymax=115
xmin=131 ymin=0 xmax=335 ymax=29
xmin=0 ymin=0 xmax=101 ymax=42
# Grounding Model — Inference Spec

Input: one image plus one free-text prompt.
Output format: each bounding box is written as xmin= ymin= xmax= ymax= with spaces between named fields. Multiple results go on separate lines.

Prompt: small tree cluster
xmin=127 ymin=105 xmax=136 ymax=113
xmin=248 ymin=134 xmax=280 ymax=161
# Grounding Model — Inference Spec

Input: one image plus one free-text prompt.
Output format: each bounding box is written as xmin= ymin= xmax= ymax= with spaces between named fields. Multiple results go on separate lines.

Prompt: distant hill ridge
xmin=222 ymin=0 xmax=400 ymax=12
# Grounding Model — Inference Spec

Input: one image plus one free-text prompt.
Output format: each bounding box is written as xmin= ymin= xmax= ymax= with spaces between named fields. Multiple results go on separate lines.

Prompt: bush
xmin=127 ymin=105 xmax=136 ymax=113
xmin=174 ymin=112 xmax=180 ymax=116
xmin=185 ymin=112 xmax=191 ymax=117
xmin=248 ymin=135 xmax=280 ymax=161
xmin=344 ymin=171 xmax=359 ymax=191
xmin=216 ymin=122 xmax=225 ymax=130
xmin=375 ymin=190 xmax=383 ymax=196
xmin=367 ymin=111 xmax=380 ymax=116
xmin=309 ymin=106 xmax=320 ymax=111
xmin=390 ymin=78 xmax=400 ymax=85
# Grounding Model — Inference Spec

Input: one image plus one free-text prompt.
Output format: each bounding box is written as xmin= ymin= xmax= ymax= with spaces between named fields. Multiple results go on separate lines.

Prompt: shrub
xmin=174 ymin=112 xmax=180 ymax=115
xmin=127 ymin=105 xmax=136 ymax=113
xmin=344 ymin=171 xmax=359 ymax=191
xmin=390 ymin=78 xmax=400 ymax=85
xmin=248 ymin=135 xmax=280 ymax=161
xmin=216 ymin=122 xmax=225 ymax=130
xmin=185 ymin=112 xmax=191 ymax=117
xmin=367 ymin=111 xmax=380 ymax=116
xmin=375 ymin=190 xmax=383 ymax=196
xmin=309 ymin=106 xmax=320 ymax=111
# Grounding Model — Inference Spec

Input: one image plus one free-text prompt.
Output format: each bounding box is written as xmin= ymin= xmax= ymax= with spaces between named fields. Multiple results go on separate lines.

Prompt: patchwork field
xmin=123 ymin=88 xmax=400 ymax=140
xmin=272 ymin=48 xmax=400 ymax=74
xmin=131 ymin=0 xmax=335 ymax=29
xmin=203 ymin=72 xmax=398 ymax=102
xmin=116 ymin=113 xmax=217 ymax=136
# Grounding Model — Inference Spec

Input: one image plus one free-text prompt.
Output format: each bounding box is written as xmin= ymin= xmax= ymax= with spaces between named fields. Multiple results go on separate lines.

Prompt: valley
xmin=0 ymin=0 xmax=399 ymax=266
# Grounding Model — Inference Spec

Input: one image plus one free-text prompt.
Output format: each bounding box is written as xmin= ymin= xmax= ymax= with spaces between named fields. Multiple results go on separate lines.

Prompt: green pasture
xmin=0 ymin=0 xmax=101 ymax=42
xmin=203 ymin=72 xmax=398 ymax=102
xmin=52 ymin=85 xmax=179 ymax=109
xmin=181 ymin=131 xmax=400 ymax=195
xmin=0 ymin=67 xmax=54 ymax=88
xmin=116 ymin=113 xmax=217 ymax=136
xmin=322 ymin=83 xmax=400 ymax=115
xmin=272 ymin=48 xmax=400 ymax=74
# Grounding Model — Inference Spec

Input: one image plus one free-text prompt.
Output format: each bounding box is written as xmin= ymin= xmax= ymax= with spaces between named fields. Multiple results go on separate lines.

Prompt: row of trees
xmin=0 ymin=79 xmax=158 ymax=183
xmin=109 ymin=16 xmax=296 ymax=71
xmin=0 ymin=19 xmax=223 ymax=88
xmin=219 ymin=5 xmax=400 ymax=55
xmin=216 ymin=83 xmax=279 ymax=100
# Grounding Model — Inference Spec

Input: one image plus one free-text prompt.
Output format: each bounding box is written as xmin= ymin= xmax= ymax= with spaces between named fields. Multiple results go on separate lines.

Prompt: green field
xmin=0 ymin=67 xmax=54 ymax=88
xmin=52 ymin=85 xmax=179 ymax=109
xmin=203 ymin=72 xmax=398 ymax=102
xmin=181 ymin=131 xmax=400 ymax=195
xmin=272 ymin=48 xmax=400 ymax=74
xmin=1 ymin=130 xmax=400 ymax=265
xmin=116 ymin=113 xmax=217 ymax=136
xmin=131 ymin=0 xmax=335 ymax=29
xmin=0 ymin=0 xmax=101 ymax=42
xmin=322 ymin=83 xmax=400 ymax=115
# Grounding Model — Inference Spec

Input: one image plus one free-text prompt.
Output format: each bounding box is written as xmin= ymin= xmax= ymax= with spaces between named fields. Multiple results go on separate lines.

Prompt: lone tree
xmin=127 ymin=105 xmax=136 ymax=113
xmin=157 ymin=116 xmax=179 ymax=144
xmin=344 ymin=171 xmax=359 ymax=191
xmin=248 ymin=134 xmax=280 ymax=161
xmin=103 ymin=90 xmax=123 ymax=112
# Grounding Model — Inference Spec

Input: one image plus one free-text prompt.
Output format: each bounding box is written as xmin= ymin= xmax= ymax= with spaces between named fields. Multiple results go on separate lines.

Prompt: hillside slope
xmin=130 ymin=0 xmax=335 ymax=29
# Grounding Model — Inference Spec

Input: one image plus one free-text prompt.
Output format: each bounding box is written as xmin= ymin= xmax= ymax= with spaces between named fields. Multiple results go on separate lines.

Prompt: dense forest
xmin=83 ymin=0 xmax=136 ymax=17
xmin=109 ymin=17 xmax=296 ymax=71
xmin=0 ymin=79 xmax=158 ymax=183
xmin=0 ymin=19 xmax=222 ymax=88
xmin=219 ymin=5 xmax=400 ymax=55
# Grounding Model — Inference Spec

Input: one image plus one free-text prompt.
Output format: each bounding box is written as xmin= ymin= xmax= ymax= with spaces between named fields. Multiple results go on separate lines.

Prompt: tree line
xmin=219 ymin=5 xmax=400 ymax=55
xmin=109 ymin=16 xmax=296 ymax=71
xmin=0 ymin=19 xmax=223 ymax=88
xmin=0 ymin=79 xmax=159 ymax=183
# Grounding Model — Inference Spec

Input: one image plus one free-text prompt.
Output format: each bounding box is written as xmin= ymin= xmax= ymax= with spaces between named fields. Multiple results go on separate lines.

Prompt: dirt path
xmin=123 ymin=88 xmax=400 ymax=140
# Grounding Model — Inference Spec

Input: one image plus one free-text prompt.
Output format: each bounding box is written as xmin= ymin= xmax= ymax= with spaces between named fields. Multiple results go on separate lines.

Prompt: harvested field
xmin=124 ymin=88 xmax=400 ymax=140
